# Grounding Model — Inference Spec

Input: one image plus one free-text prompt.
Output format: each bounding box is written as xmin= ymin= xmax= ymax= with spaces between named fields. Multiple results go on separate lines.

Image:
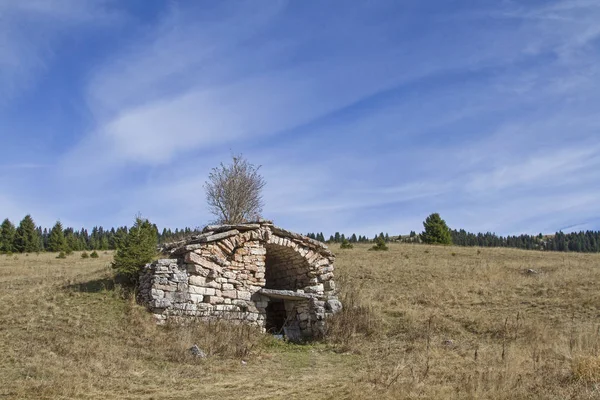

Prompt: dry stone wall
xmin=138 ymin=221 xmax=341 ymax=338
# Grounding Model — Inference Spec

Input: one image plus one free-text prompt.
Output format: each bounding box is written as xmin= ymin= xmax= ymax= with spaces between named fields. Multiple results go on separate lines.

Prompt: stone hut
xmin=138 ymin=221 xmax=341 ymax=339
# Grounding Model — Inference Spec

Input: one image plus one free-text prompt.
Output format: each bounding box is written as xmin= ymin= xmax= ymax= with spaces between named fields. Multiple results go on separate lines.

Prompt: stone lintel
xmin=258 ymin=288 xmax=316 ymax=301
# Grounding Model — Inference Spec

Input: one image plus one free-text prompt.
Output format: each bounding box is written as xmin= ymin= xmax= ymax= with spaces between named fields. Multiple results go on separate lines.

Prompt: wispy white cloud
xmin=2 ymin=1 xmax=600 ymax=237
xmin=0 ymin=163 xmax=47 ymax=170
xmin=466 ymin=146 xmax=600 ymax=193
xmin=0 ymin=0 xmax=122 ymax=103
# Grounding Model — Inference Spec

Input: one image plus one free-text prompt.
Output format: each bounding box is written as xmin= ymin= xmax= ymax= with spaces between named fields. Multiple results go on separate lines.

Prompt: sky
xmin=1 ymin=0 xmax=599 ymax=237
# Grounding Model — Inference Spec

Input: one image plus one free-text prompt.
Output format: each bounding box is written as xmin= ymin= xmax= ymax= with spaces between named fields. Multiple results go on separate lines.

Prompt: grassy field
xmin=2 ymin=244 xmax=600 ymax=399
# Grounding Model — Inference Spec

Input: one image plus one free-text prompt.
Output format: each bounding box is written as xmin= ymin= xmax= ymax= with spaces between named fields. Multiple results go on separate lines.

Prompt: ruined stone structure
xmin=138 ymin=221 xmax=341 ymax=338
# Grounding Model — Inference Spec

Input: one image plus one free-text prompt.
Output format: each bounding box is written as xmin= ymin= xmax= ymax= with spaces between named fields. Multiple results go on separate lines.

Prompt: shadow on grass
xmin=67 ymin=278 xmax=115 ymax=293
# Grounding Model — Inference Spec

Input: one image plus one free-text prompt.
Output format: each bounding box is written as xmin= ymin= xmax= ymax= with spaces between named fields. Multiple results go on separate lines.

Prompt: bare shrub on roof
xmin=205 ymin=154 xmax=266 ymax=224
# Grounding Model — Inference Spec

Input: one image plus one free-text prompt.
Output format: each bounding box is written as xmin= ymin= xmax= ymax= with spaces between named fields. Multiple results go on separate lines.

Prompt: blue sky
xmin=1 ymin=0 xmax=600 ymax=236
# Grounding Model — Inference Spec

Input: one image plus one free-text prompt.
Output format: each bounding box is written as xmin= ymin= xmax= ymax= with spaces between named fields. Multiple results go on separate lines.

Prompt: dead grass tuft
xmin=325 ymin=279 xmax=384 ymax=351
xmin=2 ymin=246 xmax=600 ymax=399
xmin=160 ymin=319 xmax=267 ymax=361
xmin=573 ymin=356 xmax=600 ymax=383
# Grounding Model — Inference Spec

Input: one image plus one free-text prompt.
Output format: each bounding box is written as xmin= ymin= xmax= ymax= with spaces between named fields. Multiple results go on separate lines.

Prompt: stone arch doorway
xmin=263 ymin=242 xmax=311 ymax=335
xmin=264 ymin=242 xmax=311 ymax=290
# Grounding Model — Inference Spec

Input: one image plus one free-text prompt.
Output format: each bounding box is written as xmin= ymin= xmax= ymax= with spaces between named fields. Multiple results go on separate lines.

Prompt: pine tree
xmin=420 ymin=213 xmax=452 ymax=245
xmin=0 ymin=218 xmax=16 ymax=253
xmin=100 ymin=236 xmax=109 ymax=250
xmin=13 ymin=215 xmax=40 ymax=253
xmin=65 ymin=228 xmax=79 ymax=251
xmin=47 ymin=221 xmax=67 ymax=252
xmin=112 ymin=216 xmax=158 ymax=284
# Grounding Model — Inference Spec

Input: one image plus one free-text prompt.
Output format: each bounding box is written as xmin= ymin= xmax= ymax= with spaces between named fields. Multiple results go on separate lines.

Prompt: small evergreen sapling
xmin=111 ymin=216 xmax=158 ymax=285
xmin=90 ymin=250 xmax=99 ymax=258
xmin=340 ymin=239 xmax=354 ymax=249
xmin=370 ymin=237 xmax=389 ymax=251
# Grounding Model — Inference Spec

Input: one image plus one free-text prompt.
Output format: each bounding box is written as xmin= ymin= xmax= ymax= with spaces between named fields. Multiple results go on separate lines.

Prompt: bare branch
xmin=204 ymin=154 xmax=266 ymax=224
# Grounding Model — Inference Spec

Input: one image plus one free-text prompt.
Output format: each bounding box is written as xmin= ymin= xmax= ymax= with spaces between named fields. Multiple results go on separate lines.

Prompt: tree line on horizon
xmin=1 ymin=213 xmax=599 ymax=254
xmin=314 ymin=212 xmax=600 ymax=253
xmin=448 ymin=229 xmax=600 ymax=253
xmin=306 ymin=232 xmax=391 ymax=244
xmin=0 ymin=215 xmax=200 ymax=254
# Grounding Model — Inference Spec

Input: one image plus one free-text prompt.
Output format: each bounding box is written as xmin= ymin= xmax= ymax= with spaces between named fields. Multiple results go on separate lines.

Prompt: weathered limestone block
xmin=188 ymin=286 xmax=215 ymax=296
xmin=215 ymin=304 xmax=237 ymax=312
xmin=305 ymin=284 xmax=324 ymax=294
xmin=190 ymin=294 xmax=204 ymax=303
xmin=185 ymin=252 xmax=223 ymax=273
xmin=237 ymin=290 xmax=251 ymax=301
xmin=222 ymin=271 xmax=236 ymax=279
xmin=324 ymin=280 xmax=336 ymax=291
xmin=173 ymin=292 xmax=190 ymax=302
xmin=206 ymin=254 xmax=231 ymax=267
xmin=319 ymin=272 xmax=334 ymax=281
xmin=245 ymin=313 xmax=259 ymax=321
xmin=163 ymin=291 xmax=174 ymax=300
xmin=205 ymin=280 xmax=220 ymax=289
xmin=203 ymin=230 xmax=240 ymax=242
xmin=186 ymin=263 xmax=210 ymax=276
xmin=206 ymin=295 xmax=224 ymax=304
xmin=151 ymin=298 xmax=171 ymax=308
xmin=326 ymin=299 xmax=343 ymax=313
xmin=217 ymin=239 xmax=234 ymax=253
xmin=189 ymin=276 xmax=206 ymax=286
xmin=250 ymin=247 xmax=266 ymax=255
xmin=189 ymin=285 xmax=205 ymax=294
xmin=156 ymin=282 xmax=177 ymax=291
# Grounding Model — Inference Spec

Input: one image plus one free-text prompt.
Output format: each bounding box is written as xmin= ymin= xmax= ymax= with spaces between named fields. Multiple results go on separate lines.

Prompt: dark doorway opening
xmin=265 ymin=300 xmax=287 ymax=333
xmin=264 ymin=243 xmax=310 ymax=290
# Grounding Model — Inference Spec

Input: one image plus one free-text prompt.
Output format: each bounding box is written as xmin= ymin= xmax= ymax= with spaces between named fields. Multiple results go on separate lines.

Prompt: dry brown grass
xmin=1 ymin=245 xmax=600 ymax=399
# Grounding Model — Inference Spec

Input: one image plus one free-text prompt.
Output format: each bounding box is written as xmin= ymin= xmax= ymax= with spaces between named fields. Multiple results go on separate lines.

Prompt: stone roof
xmin=161 ymin=220 xmax=333 ymax=257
